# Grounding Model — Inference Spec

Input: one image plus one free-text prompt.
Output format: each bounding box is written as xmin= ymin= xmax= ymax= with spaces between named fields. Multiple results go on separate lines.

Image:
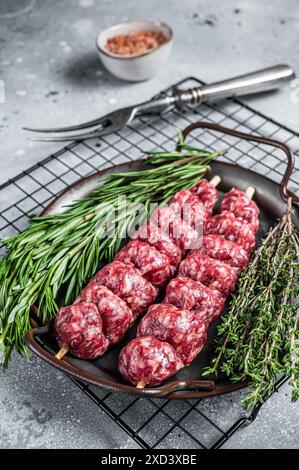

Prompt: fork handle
xmin=179 ymin=64 xmax=295 ymax=105
xmin=136 ymin=95 xmax=177 ymax=115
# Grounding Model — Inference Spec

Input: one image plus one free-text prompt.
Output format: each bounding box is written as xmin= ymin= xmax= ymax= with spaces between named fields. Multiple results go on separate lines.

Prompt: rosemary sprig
xmin=0 ymin=134 xmax=225 ymax=368
xmin=203 ymin=198 xmax=299 ymax=409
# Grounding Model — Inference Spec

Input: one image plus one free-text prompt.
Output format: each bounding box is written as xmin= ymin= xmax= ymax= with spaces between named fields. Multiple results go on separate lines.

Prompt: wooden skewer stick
xmin=136 ymin=380 xmax=147 ymax=389
xmin=245 ymin=186 xmax=255 ymax=200
xmin=210 ymin=175 xmax=221 ymax=188
xmin=55 ymin=344 xmax=69 ymax=360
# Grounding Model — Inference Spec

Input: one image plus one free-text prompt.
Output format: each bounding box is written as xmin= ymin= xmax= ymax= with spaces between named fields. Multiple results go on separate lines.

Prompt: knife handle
xmin=179 ymin=64 xmax=295 ymax=105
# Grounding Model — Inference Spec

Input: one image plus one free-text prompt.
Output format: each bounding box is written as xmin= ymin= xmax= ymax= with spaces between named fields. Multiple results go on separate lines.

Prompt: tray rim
xmin=25 ymin=157 xmax=297 ymax=399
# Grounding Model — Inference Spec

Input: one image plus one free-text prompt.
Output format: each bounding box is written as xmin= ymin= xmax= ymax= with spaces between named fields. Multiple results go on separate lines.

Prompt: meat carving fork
xmin=24 ymin=65 xmax=295 ymax=142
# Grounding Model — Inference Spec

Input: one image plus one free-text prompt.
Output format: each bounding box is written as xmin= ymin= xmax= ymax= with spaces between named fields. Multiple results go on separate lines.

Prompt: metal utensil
xmin=24 ymin=64 xmax=295 ymax=142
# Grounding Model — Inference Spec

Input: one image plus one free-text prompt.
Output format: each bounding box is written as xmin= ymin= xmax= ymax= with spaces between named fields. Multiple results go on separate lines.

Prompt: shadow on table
xmin=63 ymin=52 xmax=135 ymax=89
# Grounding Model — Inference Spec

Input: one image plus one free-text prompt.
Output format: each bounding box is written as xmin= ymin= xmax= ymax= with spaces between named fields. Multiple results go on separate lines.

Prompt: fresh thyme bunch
xmin=203 ymin=199 xmax=299 ymax=409
xmin=0 ymin=134 xmax=224 ymax=368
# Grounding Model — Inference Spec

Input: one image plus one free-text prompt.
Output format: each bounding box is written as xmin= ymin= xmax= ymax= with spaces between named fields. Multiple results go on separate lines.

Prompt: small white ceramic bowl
xmin=96 ymin=20 xmax=173 ymax=82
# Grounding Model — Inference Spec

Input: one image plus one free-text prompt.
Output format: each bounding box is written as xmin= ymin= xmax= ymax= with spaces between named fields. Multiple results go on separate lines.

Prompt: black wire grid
xmin=0 ymin=78 xmax=298 ymax=449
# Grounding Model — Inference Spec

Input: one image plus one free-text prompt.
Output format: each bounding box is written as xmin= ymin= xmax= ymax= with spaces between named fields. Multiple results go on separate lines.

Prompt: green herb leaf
xmin=204 ymin=199 xmax=299 ymax=409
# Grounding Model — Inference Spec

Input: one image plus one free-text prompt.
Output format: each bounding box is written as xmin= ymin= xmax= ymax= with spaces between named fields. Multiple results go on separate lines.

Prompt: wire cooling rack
xmin=0 ymin=77 xmax=298 ymax=449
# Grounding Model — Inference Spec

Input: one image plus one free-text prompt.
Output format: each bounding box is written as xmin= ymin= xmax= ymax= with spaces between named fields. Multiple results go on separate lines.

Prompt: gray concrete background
xmin=0 ymin=0 xmax=299 ymax=449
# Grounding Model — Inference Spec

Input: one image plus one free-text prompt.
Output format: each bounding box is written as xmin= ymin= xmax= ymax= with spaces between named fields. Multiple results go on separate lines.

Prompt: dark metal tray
xmin=25 ymin=123 xmax=299 ymax=400
xmin=1 ymin=75 xmax=299 ymax=448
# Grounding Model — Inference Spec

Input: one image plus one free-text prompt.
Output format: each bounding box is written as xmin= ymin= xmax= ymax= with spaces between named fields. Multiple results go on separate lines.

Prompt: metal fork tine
xmin=23 ymin=95 xmax=174 ymax=142
xmin=26 ymin=106 xmax=138 ymax=142
xmin=23 ymin=116 xmax=109 ymax=133
xmin=28 ymin=125 xmax=115 ymax=142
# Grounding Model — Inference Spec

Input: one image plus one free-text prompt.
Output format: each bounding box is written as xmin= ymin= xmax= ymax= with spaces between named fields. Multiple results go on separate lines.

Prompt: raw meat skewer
xmin=220 ymin=187 xmax=259 ymax=231
xmin=119 ymin=186 xmax=258 ymax=388
xmin=55 ymin=177 xmax=221 ymax=361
